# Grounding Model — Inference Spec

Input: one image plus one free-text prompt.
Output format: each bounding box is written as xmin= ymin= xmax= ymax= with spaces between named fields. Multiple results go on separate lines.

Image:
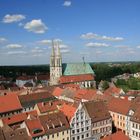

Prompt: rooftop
xmin=107 ymin=97 xmax=131 ymax=115
xmin=0 ymin=93 xmax=22 ymax=114
xmin=39 ymin=111 xmax=70 ymax=135
xmin=101 ymin=131 xmax=129 ymax=140
xmin=84 ymin=100 xmax=111 ymax=123
xmin=60 ymin=74 xmax=94 ymax=84
xmin=63 ymin=63 xmax=94 ymax=76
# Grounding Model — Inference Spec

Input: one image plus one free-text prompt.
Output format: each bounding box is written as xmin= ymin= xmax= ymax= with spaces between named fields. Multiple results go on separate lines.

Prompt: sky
xmin=0 ymin=0 xmax=140 ymax=65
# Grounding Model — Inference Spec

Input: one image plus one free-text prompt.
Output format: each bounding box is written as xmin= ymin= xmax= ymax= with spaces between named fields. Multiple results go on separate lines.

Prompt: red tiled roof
xmin=17 ymin=76 xmax=34 ymax=80
xmin=74 ymin=89 xmax=97 ymax=101
xmin=107 ymin=97 xmax=131 ymax=115
xmin=37 ymin=74 xmax=50 ymax=80
xmin=25 ymin=118 xmax=45 ymax=138
xmin=62 ymin=84 xmax=80 ymax=89
xmin=52 ymin=87 xmax=63 ymax=97
xmin=60 ymin=74 xmax=94 ymax=84
xmin=59 ymin=103 xmax=77 ymax=121
xmin=37 ymin=100 xmax=64 ymax=114
xmin=39 ymin=112 xmax=70 ymax=135
xmin=104 ymin=86 xmax=122 ymax=96
xmin=127 ymin=90 xmax=140 ymax=96
xmin=0 ymin=94 xmax=22 ymax=114
xmin=2 ymin=110 xmax=38 ymax=125
xmin=101 ymin=131 xmax=129 ymax=140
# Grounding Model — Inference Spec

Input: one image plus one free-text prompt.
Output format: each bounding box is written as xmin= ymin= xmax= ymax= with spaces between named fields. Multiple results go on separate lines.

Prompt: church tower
xmin=50 ymin=40 xmax=62 ymax=85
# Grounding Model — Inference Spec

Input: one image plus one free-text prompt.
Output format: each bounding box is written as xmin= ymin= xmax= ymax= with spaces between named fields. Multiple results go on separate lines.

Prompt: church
xmin=50 ymin=41 xmax=96 ymax=88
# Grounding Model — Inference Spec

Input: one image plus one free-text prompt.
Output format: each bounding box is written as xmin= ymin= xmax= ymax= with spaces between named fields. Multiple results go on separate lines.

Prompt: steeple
xmin=51 ymin=40 xmax=55 ymax=56
xmin=55 ymin=41 xmax=61 ymax=56
xmin=50 ymin=39 xmax=62 ymax=85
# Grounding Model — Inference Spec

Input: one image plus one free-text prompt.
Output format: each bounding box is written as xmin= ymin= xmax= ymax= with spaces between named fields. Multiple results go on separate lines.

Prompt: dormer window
xmin=32 ymin=128 xmax=43 ymax=134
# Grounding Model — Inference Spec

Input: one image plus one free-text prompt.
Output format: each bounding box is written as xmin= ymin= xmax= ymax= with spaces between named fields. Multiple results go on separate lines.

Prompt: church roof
xmin=63 ymin=63 xmax=94 ymax=76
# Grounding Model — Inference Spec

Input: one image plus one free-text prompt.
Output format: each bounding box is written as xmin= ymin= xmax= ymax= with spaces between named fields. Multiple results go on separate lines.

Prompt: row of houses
xmin=0 ymin=91 xmax=112 ymax=140
xmin=1 ymin=83 xmax=140 ymax=140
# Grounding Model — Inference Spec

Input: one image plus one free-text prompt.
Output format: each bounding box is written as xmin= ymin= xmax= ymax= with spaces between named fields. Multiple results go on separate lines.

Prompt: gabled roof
xmin=63 ymin=63 xmax=94 ymax=76
xmin=0 ymin=94 xmax=22 ymax=114
xmin=2 ymin=110 xmax=38 ymax=125
xmin=101 ymin=131 xmax=129 ymax=140
xmin=52 ymin=87 xmax=64 ymax=97
xmin=2 ymin=126 xmax=31 ymax=140
xmin=74 ymin=89 xmax=97 ymax=101
xmin=130 ymin=106 xmax=140 ymax=123
xmin=59 ymin=103 xmax=78 ymax=121
xmin=104 ymin=86 xmax=122 ymax=96
xmin=84 ymin=100 xmax=111 ymax=123
xmin=36 ymin=100 xmax=64 ymax=114
xmin=60 ymin=74 xmax=94 ymax=84
xmin=107 ymin=97 xmax=131 ymax=115
xmin=0 ymin=128 xmax=5 ymax=140
xmin=25 ymin=118 xmax=45 ymax=138
xmin=39 ymin=112 xmax=70 ymax=135
xmin=16 ymin=76 xmax=34 ymax=81
xmin=18 ymin=92 xmax=54 ymax=107
xmin=37 ymin=74 xmax=50 ymax=80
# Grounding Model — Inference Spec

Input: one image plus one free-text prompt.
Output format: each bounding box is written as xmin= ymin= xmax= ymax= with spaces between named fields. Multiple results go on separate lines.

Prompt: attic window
xmin=32 ymin=128 xmax=43 ymax=134
xmin=55 ymin=124 xmax=61 ymax=128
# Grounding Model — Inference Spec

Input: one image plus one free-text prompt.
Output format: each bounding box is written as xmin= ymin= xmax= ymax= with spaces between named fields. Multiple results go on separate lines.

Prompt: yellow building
xmin=39 ymin=111 xmax=70 ymax=140
xmin=108 ymin=97 xmax=131 ymax=132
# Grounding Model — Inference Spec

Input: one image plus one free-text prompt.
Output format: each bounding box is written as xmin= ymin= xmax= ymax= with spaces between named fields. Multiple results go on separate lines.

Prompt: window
xmin=77 ymin=136 xmax=80 ymax=140
xmin=57 ymin=133 xmax=59 ymax=137
xmin=133 ymin=123 xmax=134 ymax=127
xmin=86 ymin=127 xmax=89 ymax=130
xmin=67 ymin=137 xmax=69 ymax=140
xmin=86 ymin=133 xmax=89 ymax=137
xmin=77 ymin=129 xmax=79 ymax=133
xmin=62 ymin=131 xmax=64 ymax=135
xmin=81 ymin=128 xmax=84 ymax=132
xmin=52 ymin=134 xmax=54 ymax=138
xmin=82 ymin=135 xmax=84 ymax=139
xmin=72 ymin=130 xmax=75 ymax=134
xmin=72 ymin=137 xmax=75 ymax=140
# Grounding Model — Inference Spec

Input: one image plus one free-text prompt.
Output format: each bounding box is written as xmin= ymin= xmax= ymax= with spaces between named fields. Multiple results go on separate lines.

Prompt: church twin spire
xmin=50 ymin=40 xmax=62 ymax=85
xmin=51 ymin=40 xmax=61 ymax=57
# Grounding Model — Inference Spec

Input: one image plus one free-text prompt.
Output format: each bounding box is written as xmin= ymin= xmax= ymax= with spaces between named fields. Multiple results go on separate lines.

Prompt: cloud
xmin=86 ymin=42 xmax=110 ymax=47
xmin=63 ymin=1 xmax=71 ymax=7
xmin=38 ymin=39 xmax=52 ymax=45
xmin=24 ymin=19 xmax=47 ymax=34
xmin=96 ymin=51 xmax=102 ymax=54
xmin=38 ymin=39 xmax=62 ymax=46
xmin=7 ymin=51 xmax=26 ymax=55
xmin=3 ymin=14 xmax=25 ymax=23
xmin=0 ymin=37 xmax=7 ymax=43
xmin=31 ymin=49 xmax=43 ymax=53
xmin=6 ymin=44 xmax=23 ymax=49
xmin=137 ymin=45 xmax=140 ymax=48
xmin=115 ymin=45 xmax=129 ymax=49
xmin=61 ymin=49 xmax=70 ymax=54
xmin=59 ymin=44 xmax=68 ymax=49
xmin=81 ymin=32 xmax=124 ymax=41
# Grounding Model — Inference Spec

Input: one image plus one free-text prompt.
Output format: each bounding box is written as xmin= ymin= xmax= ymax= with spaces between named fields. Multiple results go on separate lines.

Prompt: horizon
xmin=0 ymin=0 xmax=140 ymax=65
xmin=0 ymin=60 xmax=140 ymax=67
